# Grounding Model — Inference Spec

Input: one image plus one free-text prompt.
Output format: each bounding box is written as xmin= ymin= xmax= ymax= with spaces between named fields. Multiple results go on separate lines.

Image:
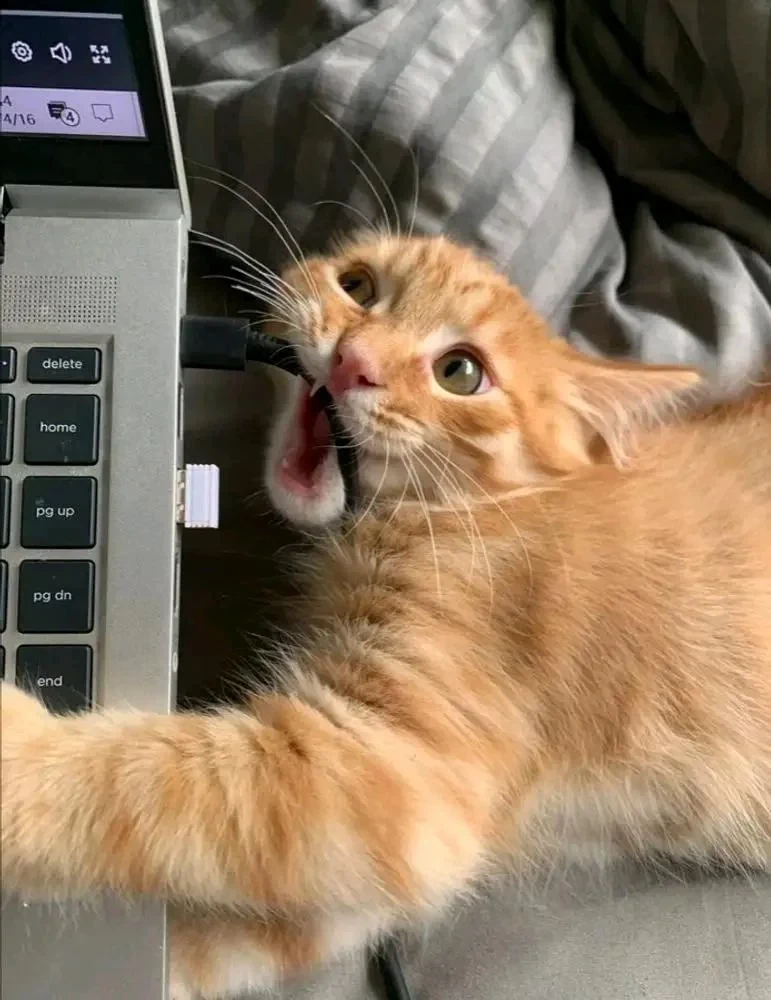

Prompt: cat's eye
xmin=432 ymin=350 xmax=489 ymax=395
xmin=338 ymin=267 xmax=377 ymax=307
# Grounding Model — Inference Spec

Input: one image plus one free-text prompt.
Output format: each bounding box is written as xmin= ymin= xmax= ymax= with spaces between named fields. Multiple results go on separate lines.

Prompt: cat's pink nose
xmin=327 ymin=345 xmax=382 ymax=397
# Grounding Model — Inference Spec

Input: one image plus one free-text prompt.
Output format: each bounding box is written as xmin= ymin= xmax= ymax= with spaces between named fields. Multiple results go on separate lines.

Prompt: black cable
xmin=180 ymin=316 xmax=412 ymax=1000
xmin=371 ymin=939 xmax=413 ymax=1000
xmin=243 ymin=329 xmax=361 ymax=516
xmin=180 ymin=317 xmax=360 ymax=514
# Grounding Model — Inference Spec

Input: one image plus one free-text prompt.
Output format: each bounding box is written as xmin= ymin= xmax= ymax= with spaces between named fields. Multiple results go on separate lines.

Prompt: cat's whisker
xmin=312 ymin=200 xmax=379 ymax=235
xmin=239 ymin=312 xmax=299 ymax=331
xmin=229 ymin=263 xmax=305 ymax=309
xmin=414 ymin=448 xmax=494 ymax=609
xmin=191 ymin=232 xmax=285 ymax=290
xmin=407 ymin=145 xmax=420 ymax=240
xmin=238 ymin=306 xmax=290 ymax=320
xmin=411 ymin=449 xmax=483 ymax=595
xmin=224 ymin=253 xmax=307 ymax=300
xmin=350 ymin=162 xmax=394 ymax=242
xmin=200 ymin=271 xmax=261 ymax=290
xmin=191 ymin=229 xmax=274 ymax=276
xmin=228 ymin=273 xmax=299 ymax=313
xmin=335 ymin=436 xmax=375 ymax=453
xmin=404 ymin=452 xmax=442 ymax=600
xmin=246 ymin=342 xmax=307 ymax=378
xmin=231 ymin=278 xmax=300 ymax=322
xmin=570 ymin=281 xmax=654 ymax=301
xmin=568 ymin=280 xmax=682 ymax=311
xmin=187 ymin=160 xmax=322 ymax=305
xmin=244 ymin=295 xmax=297 ymax=323
xmin=427 ymin=462 xmax=494 ymax=610
xmin=341 ymin=430 xmax=378 ymax=458
xmin=195 ymin=271 xmax=296 ymax=326
xmin=232 ymin=282 xmax=285 ymax=307
xmin=189 ymin=175 xmax=322 ymax=305
xmin=345 ymin=440 xmax=391 ymax=535
xmin=421 ymin=441 xmax=534 ymax=595
xmin=379 ymin=469 xmax=412 ymax=534
xmin=313 ymin=107 xmax=400 ymax=238
xmin=192 ymin=248 xmax=299 ymax=321
xmin=246 ymin=307 xmax=296 ymax=331
xmin=230 ymin=284 xmax=301 ymax=327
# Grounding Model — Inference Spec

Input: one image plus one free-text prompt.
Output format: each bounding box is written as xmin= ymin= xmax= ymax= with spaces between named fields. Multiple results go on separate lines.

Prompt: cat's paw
xmin=1 ymin=682 xmax=53 ymax=800
xmin=1 ymin=684 xmax=57 ymax=886
xmin=1 ymin=681 xmax=50 ymax=736
xmin=169 ymin=986 xmax=195 ymax=1000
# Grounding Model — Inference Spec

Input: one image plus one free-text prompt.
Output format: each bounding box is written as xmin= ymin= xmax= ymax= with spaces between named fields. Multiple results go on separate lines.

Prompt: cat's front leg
xmin=1 ymin=674 xmax=500 ymax=919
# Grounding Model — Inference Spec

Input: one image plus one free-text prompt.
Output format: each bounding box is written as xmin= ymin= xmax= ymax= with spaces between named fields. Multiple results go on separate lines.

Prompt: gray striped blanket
xmin=161 ymin=0 xmax=771 ymax=382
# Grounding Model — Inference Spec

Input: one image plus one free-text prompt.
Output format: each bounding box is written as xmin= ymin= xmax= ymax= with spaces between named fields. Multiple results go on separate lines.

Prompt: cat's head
xmin=265 ymin=234 xmax=699 ymax=529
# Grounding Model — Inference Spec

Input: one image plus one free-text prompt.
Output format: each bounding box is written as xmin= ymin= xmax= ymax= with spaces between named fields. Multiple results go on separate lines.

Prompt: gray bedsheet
xmin=168 ymin=0 xmax=771 ymax=997
xmin=161 ymin=0 xmax=771 ymax=378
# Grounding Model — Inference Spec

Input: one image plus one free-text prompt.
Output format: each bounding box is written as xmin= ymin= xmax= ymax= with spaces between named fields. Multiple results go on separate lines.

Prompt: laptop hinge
xmin=0 ymin=185 xmax=11 ymax=266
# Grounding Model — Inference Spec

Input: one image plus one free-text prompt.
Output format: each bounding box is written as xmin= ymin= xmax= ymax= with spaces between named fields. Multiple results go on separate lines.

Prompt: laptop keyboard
xmin=1 ymin=343 xmax=104 ymax=713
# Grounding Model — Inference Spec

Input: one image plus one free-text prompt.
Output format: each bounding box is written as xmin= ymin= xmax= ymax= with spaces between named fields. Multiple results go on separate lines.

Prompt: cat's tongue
xmin=281 ymin=384 xmax=333 ymax=493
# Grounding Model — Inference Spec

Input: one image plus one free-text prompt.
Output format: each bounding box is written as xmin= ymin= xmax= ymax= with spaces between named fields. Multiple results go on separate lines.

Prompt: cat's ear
xmin=527 ymin=352 xmax=703 ymax=473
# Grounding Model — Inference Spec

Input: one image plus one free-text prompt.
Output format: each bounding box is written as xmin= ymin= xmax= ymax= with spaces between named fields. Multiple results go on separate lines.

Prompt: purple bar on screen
xmin=0 ymin=86 xmax=146 ymax=139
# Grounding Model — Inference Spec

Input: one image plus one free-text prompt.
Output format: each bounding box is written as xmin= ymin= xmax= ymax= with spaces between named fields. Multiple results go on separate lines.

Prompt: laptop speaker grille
xmin=1 ymin=273 xmax=118 ymax=325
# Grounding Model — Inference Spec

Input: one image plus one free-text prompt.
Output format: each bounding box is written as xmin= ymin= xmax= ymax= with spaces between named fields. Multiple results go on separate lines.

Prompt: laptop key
xmin=0 ymin=347 xmax=17 ymax=383
xmin=18 ymin=560 xmax=95 ymax=633
xmin=27 ymin=348 xmax=102 ymax=384
xmin=22 ymin=476 xmax=97 ymax=549
xmin=24 ymin=394 xmax=99 ymax=465
xmin=0 ymin=560 xmax=6 ymax=632
xmin=0 ymin=477 xmax=9 ymax=548
xmin=0 ymin=394 xmax=13 ymax=464
xmin=16 ymin=645 xmax=93 ymax=714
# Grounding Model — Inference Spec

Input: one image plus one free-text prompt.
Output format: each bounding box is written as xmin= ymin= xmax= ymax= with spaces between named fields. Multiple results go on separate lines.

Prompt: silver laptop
xmin=1 ymin=2 xmax=188 ymax=996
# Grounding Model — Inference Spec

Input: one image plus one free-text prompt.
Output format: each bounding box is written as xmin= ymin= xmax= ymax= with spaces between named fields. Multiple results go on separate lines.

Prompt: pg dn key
xmin=18 ymin=560 xmax=95 ymax=633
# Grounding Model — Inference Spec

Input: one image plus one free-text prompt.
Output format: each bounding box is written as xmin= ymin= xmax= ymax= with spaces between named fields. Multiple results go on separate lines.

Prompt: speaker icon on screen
xmin=50 ymin=42 xmax=72 ymax=64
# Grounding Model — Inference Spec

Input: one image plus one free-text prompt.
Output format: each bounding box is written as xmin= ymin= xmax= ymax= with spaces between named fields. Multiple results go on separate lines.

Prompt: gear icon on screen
xmin=11 ymin=40 xmax=34 ymax=62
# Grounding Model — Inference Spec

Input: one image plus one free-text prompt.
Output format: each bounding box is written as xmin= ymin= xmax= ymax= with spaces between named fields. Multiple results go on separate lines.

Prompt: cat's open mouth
xmin=278 ymin=382 xmax=334 ymax=496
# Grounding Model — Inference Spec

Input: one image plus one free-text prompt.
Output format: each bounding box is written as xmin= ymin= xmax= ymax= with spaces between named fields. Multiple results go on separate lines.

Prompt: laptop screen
xmin=1 ymin=8 xmax=147 ymax=140
xmin=0 ymin=1 xmax=176 ymax=187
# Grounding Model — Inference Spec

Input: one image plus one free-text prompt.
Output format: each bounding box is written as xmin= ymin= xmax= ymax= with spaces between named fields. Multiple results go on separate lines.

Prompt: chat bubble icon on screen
xmin=91 ymin=103 xmax=114 ymax=123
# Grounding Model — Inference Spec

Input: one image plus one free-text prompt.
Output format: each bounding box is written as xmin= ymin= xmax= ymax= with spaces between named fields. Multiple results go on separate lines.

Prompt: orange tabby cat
xmin=2 ymin=235 xmax=771 ymax=1000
